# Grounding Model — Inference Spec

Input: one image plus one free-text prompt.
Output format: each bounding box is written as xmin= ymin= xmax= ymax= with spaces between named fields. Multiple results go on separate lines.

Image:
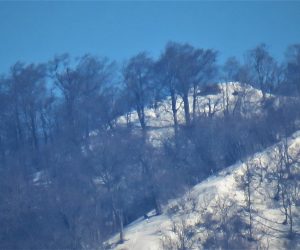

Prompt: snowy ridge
xmin=117 ymin=82 xmax=265 ymax=144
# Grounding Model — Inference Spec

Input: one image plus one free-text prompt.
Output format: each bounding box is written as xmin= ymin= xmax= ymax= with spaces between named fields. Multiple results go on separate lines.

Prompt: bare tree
xmin=123 ymin=52 xmax=155 ymax=132
xmin=161 ymin=217 xmax=198 ymax=250
xmin=156 ymin=44 xmax=181 ymax=135
xmin=285 ymin=44 xmax=300 ymax=95
xmin=162 ymin=42 xmax=217 ymax=126
xmin=246 ymin=44 xmax=277 ymax=101
xmin=49 ymin=54 xmax=116 ymax=143
xmin=236 ymin=160 xmax=258 ymax=241
xmin=222 ymin=57 xmax=241 ymax=117
xmin=6 ymin=62 xmax=48 ymax=151
xmin=201 ymin=194 xmax=252 ymax=250
xmin=91 ymin=130 xmax=137 ymax=243
xmin=271 ymin=140 xmax=300 ymax=237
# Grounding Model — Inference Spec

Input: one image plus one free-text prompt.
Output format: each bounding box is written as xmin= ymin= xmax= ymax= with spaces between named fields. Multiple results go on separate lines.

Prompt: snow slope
xmin=106 ymin=131 xmax=300 ymax=250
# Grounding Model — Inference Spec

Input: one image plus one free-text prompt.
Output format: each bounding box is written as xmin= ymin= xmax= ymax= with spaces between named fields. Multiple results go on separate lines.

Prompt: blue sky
xmin=1 ymin=1 xmax=300 ymax=73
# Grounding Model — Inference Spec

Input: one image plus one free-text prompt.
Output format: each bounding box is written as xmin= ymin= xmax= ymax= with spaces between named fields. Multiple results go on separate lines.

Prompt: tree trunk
xmin=182 ymin=93 xmax=191 ymax=126
xmin=222 ymin=82 xmax=230 ymax=117
xmin=40 ymin=113 xmax=48 ymax=145
xmin=192 ymin=85 xmax=197 ymax=121
xmin=29 ymin=110 xmax=39 ymax=150
xmin=248 ymin=187 xmax=253 ymax=240
xmin=14 ymin=106 xmax=23 ymax=148
xmin=153 ymin=194 xmax=162 ymax=215
xmin=118 ymin=209 xmax=124 ymax=243
xmin=281 ymin=190 xmax=288 ymax=224
xmin=170 ymin=90 xmax=178 ymax=135
xmin=288 ymin=198 xmax=293 ymax=236
xmin=137 ymin=105 xmax=146 ymax=131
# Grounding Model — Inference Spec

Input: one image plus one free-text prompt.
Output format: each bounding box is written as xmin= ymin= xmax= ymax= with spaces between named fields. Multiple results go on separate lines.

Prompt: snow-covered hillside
xmin=34 ymin=83 xmax=267 ymax=183
xmin=117 ymin=82 xmax=265 ymax=144
xmin=106 ymin=131 xmax=300 ymax=250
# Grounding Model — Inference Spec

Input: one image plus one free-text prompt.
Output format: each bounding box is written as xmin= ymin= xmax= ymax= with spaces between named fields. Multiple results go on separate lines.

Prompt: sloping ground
xmin=106 ymin=131 xmax=300 ymax=250
xmin=117 ymin=82 xmax=264 ymax=144
xmin=33 ymin=82 xmax=265 ymax=183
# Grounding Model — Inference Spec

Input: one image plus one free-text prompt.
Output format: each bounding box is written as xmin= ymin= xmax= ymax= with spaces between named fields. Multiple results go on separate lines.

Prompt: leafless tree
xmin=246 ymin=44 xmax=278 ymax=101
xmin=284 ymin=44 xmax=300 ymax=95
xmin=236 ymin=160 xmax=258 ymax=241
xmin=123 ymin=52 xmax=155 ymax=132
xmin=161 ymin=217 xmax=199 ymax=250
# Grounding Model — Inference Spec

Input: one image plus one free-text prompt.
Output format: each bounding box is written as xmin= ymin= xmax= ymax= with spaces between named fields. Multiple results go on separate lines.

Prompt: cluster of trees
xmin=0 ymin=42 xmax=300 ymax=249
xmin=161 ymin=140 xmax=300 ymax=250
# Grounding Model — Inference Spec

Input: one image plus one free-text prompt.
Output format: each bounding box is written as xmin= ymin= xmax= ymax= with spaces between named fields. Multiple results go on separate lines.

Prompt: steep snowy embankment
xmin=107 ymin=131 xmax=300 ymax=250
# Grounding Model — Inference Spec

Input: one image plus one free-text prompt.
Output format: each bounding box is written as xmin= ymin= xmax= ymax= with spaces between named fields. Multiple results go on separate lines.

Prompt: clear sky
xmin=1 ymin=1 xmax=300 ymax=73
